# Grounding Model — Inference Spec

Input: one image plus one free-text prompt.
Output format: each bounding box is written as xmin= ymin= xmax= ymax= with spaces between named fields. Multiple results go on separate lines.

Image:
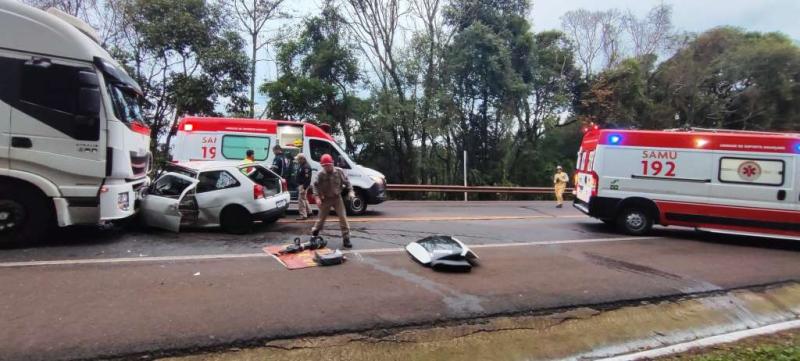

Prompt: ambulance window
xmin=718 ymin=158 xmax=784 ymax=186
xmin=222 ymin=135 xmax=270 ymax=161
xmin=309 ymin=139 xmax=351 ymax=169
xmin=577 ymin=152 xmax=584 ymax=171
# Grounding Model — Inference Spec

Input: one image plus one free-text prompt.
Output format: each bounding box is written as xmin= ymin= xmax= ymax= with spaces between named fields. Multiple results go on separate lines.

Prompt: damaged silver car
xmin=140 ymin=161 xmax=290 ymax=234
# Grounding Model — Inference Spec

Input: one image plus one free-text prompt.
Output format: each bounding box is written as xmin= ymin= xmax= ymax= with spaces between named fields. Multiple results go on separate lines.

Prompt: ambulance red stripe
xmin=595 ymin=129 xmax=800 ymax=154
xmin=656 ymin=200 xmax=800 ymax=222
xmin=176 ymin=117 xmax=334 ymax=141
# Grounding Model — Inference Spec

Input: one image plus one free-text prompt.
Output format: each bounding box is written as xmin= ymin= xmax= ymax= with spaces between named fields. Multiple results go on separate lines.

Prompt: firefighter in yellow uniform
xmin=311 ymin=154 xmax=354 ymax=248
xmin=553 ymin=165 xmax=569 ymax=208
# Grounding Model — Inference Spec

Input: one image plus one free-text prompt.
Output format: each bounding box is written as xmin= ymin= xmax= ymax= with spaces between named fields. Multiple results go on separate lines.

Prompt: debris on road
xmin=279 ymin=236 xmax=327 ymax=255
xmin=264 ymin=236 xmax=345 ymax=269
xmin=405 ymin=235 xmax=479 ymax=272
xmin=314 ymin=249 xmax=345 ymax=266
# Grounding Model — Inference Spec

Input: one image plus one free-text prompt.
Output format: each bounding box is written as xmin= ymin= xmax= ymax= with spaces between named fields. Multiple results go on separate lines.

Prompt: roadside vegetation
xmin=657 ymin=328 xmax=800 ymax=361
xmin=24 ymin=0 xmax=800 ymax=191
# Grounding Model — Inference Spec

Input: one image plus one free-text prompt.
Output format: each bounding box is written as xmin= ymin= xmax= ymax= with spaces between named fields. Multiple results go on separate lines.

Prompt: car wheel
xmin=220 ymin=206 xmax=253 ymax=234
xmin=0 ymin=186 xmax=52 ymax=248
xmin=616 ymin=207 xmax=652 ymax=236
xmin=345 ymin=191 xmax=368 ymax=216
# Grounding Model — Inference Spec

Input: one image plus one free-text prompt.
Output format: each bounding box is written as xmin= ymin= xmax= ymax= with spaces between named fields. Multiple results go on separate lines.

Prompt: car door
xmin=140 ymin=172 xmax=199 ymax=232
xmin=193 ymin=170 xmax=242 ymax=225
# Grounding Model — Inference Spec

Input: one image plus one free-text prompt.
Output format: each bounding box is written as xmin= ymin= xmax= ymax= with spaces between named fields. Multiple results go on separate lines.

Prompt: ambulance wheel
xmin=220 ymin=205 xmax=252 ymax=234
xmin=345 ymin=191 xmax=368 ymax=216
xmin=0 ymin=186 xmax=52 ymax=248
xmin=617 ymin=207 xmax=652 ymax=236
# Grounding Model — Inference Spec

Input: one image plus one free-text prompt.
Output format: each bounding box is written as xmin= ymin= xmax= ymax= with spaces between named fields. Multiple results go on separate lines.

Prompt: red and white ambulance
xmin=574 ymin=127 xmax=800 ymax=240
xmin=170 ymin=117 xmax=386 ymax=215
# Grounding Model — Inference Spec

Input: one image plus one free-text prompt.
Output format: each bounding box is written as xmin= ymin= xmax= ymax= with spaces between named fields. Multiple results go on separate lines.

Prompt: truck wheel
xmin=345 ymin=191 xmax=368 ymax=216
xmin=616 ymin=207 xmax=652 ymax=236
xmin=0 ymin=187 xmax=52 ymax=248
xmin=220 ymin=206 xmax=252 ymax=234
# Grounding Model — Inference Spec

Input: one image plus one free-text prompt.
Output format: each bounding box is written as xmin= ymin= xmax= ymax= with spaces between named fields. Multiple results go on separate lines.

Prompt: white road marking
xmin=278 ymin=214 xmax=587 ymax=224
xmin=0 ymin=236 xmax=660 ymax=268
xmin=599 ymin=319 xmax=800 ymax=361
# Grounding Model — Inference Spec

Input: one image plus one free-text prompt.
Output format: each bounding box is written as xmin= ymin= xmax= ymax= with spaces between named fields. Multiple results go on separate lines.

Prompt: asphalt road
xmin=2 ymin=201 xmax=800 ymax=361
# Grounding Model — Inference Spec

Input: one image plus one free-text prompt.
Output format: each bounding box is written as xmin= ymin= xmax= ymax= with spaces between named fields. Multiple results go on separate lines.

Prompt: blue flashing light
xmin=795 ymin=143 xmax=800 ymax=153
xmin=609 ymin=135 xmax=622 ymax=145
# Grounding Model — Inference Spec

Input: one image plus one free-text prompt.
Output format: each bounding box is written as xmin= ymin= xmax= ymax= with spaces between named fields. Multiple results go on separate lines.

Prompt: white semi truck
xmin=0 ymin=1 xmax=151 ymax=246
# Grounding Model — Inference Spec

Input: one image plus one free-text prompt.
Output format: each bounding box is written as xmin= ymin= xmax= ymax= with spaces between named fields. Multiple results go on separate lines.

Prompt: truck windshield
xmin=108 ymin=83 xmax=144 ymax=125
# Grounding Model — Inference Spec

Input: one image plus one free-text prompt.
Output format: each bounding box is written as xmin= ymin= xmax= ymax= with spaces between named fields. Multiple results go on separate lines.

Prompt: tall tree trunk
xmin=250 ymin=32 xmax=257 ymax=118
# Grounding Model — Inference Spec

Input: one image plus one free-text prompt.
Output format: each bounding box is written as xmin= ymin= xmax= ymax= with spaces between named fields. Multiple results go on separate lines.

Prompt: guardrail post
xmin=463 ymin=150 xmax=467 ymax=202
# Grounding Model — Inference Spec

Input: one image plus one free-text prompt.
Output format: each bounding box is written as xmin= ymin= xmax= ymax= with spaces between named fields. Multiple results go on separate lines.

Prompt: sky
xmin=531 ymin=0 xmax=800 ymax=39
xmin=252 ymin=0 xmax=800 ymax=114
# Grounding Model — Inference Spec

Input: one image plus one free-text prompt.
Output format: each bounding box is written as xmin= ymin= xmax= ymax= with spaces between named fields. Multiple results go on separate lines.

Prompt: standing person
xmin=243 ymin=149 xmax=255 ymax=163
xmin=294 ymin=153 xmax=312 ymax=220
xmin=270 ymin=145 xmax=287 ymax=178
xmin=311 ymin=154 xmax=354 ymax=248
xmin=553 ymin=165 xmax=569 ymax=208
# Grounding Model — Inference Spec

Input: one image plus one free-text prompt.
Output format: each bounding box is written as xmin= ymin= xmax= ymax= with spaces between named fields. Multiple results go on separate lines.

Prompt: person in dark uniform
xmin=294 ymin=153 xmax=312 ymax=220
xmin=270 ymin=145 xmax=287 ymax=178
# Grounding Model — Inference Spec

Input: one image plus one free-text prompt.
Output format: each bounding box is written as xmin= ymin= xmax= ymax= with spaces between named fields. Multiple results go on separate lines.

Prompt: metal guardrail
xmin=387 ymin=184 xmax=575 ymax=194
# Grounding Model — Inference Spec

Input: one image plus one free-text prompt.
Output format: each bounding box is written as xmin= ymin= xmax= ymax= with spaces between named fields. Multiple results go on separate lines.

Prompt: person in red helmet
xmin=311 ymin=153 xmax=355 ymax=248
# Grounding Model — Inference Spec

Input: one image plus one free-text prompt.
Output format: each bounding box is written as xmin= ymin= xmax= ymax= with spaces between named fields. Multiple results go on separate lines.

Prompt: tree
xmin=623 ymin=4 xmax=674 ymax=58
xmin=578 ymin=55 xmax=659 ymax=129
xmin=442 ymin=0 xmax=533 ymax=185
xmin=560 ymin=9 xmax=608 ymax=79
xmin=115 ymin=0 xmax=250 ymax=158
xmin=262 ymin=3 xmax=360 ymax=152
xmin=507 ymin=30 xmax=581 ymax=183
xmin=24 ymin=0 xmax=95 ymax=17
xmin=229 ymin=0 xmax=287 ymax=118
xmin=654 ymin=27 xmax=800 ymax=130
xmin=561 ymin=4 xmax=676 ymax=78
xmin=343 ymin=0 xmax=418 ymax=182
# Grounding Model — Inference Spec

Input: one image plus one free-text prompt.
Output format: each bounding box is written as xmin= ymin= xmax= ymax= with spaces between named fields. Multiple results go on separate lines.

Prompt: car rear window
xmin=241 ymin=165 xmax=281 ymax=196
xmin=197 ymin=171 xmax=240 ymax=193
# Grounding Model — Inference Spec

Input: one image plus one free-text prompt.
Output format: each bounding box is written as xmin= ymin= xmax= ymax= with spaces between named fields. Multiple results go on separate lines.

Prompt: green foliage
xmin=262 ymin=4 xmax=359 ymax=152
xmin=581 ymin=27 xmax=800 ymax=132
xmin=84 ymin=0 xmax=800 ymax=190
xmin=111 ymin=0 xmax=250 ymax=160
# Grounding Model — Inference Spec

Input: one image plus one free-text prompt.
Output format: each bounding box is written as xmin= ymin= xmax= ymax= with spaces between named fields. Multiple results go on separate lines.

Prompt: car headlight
xmin=370 ymin=176 xmax=385 ymax=185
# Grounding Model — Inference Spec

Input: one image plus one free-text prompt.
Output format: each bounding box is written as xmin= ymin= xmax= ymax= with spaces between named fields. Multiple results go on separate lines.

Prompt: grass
xmin=655 ymin=328 xmax=800 ymax=360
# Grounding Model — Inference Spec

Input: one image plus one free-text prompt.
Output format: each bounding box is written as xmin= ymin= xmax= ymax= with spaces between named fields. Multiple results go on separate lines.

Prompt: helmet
xmin=320 ymin=154 xmax=334 ymax=165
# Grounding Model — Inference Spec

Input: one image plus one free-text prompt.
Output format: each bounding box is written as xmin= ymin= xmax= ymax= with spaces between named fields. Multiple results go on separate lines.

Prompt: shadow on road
xmin=578 ymin=220 xmax=800 ymax=252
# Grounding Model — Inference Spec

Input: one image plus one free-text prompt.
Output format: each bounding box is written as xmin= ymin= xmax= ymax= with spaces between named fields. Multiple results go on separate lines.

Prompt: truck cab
xmin=171 ymin=117 xmax=386 ymax=215
xmin=0 ymin=2 xmax=151 ymax=246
